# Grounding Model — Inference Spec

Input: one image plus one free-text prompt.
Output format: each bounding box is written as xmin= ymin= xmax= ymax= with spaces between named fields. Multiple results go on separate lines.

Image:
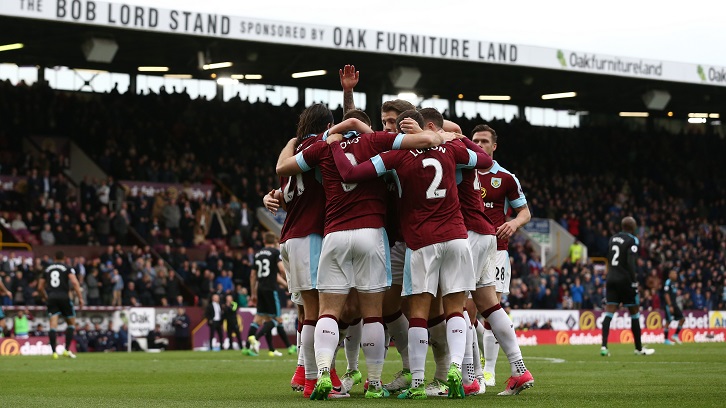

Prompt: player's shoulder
xmin=492 ymin=162 xmax=519 ymax=181
xmin=45 ymin=262 xmax=65 ymax=271
xmin=297 ymin=134 xmax=323 ymax=151
xmin=624 ymin=232 xmax=640 ymax=246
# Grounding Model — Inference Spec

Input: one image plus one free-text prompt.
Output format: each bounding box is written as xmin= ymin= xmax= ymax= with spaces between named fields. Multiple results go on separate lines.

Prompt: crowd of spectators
xmin=1 ymin=80 xmax=724 ymax=312
xmin=0 ymin=243 xmax=262 ymax=310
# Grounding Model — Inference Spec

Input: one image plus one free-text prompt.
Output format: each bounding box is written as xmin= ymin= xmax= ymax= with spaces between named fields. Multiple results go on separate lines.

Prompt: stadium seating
xmin=0 ymin=80 xmax=723 ymax=312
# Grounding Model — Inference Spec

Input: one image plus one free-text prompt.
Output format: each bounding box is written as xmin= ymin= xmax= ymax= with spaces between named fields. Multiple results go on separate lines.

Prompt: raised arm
xmin=276 ymin=138 xmax=300 ymax=176
xmin=461 ymin=136 xmax=485 ymax=154
xmin=330 ymin=142 xmax=382 ymax=183
xmin=458 ymin=143 xmax=493 ymax=170
xmin=328 ymin=118 xmax=372 ymax=135
xmin=340 ymin=64 xmax=359 ymax=113
xmin=442 ymin=119 xmax=462 ymax=134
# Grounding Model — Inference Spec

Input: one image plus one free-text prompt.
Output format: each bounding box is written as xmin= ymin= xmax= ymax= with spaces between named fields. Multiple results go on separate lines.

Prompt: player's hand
xmin=670 ymin=305 xmax=674 ymax=313
xmin=441 ymin=132 xmax=463 ymax=142
xmin=78 ymin=299 xmax=85 ymax=308
xmin=326 ymin=133 xmax=343 ymax=144
xmin=339 ymin=65 xmax=359 ymax=91
xmin=263 ymin=190 xmax=280 ymax=215
xmin=496 ymin=220 xmax=519 ymax=239
xmin=399 ymin=118 xmax=423 ymax=134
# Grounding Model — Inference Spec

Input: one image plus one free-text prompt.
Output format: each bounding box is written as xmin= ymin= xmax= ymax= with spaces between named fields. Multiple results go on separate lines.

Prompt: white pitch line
xmin=527 ymin=356 xmax=567 ymax=363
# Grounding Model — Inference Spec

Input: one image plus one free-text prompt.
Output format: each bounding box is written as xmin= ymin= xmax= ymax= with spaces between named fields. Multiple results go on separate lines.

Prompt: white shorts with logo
xmin=389 ymin=241 xmax=407 ymax=286
xmin=317 ymin=228 xmax=391 ymax=294
xmin=403 ymin=238 xmax=475 ymax=297
xmin=468 ymin=231 xmax=497 ymax=288
xmin=280 ymin=234 xmax=323 ymax=293
xmin=494 ymin=250 xmax=512 ymax=295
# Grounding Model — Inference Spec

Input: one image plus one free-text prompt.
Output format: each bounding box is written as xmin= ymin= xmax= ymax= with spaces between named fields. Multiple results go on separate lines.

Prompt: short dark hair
xmin=296 ymin=103 xmax=334 ymax=143
xmin=342 ymin=109 xmax=371 ymax=127
xmin=381 ymin=99 xmax=416 ymax=115
xmin=55 ymin=250 xmax=64 ymax=261
xmin=471 ymin=124 xmax=498 ymax=144
xmin=418 ymin=107 xmax=444 ymax=130
xmin=396 ymin=109 xmax=425 ymax=133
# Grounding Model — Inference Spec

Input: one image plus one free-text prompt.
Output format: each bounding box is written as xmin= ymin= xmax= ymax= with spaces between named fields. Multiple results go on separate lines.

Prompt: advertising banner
xmin=0 ymin=1 xmax=724 ymax=86
xmin=0 ymin=336 xmax=77 ymax=356
xmin=126 ymin=307 xmax=155 ymax=337
xmin=2 ymin=306 xmax=192 ymax=336
xmin=510 ymin=309 xmax=580 ymax=330
xmin=708 ymin=311 xmax=726 ymax=329
xmin=578 ymin=309 xmax=710 ymax=331
xmin=515 ymin=329 xmax=726 ymax=346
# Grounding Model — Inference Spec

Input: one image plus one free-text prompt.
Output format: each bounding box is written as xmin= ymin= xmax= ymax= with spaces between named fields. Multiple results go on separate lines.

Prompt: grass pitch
xmin=1 ymin=343 xmax=724 ymax=407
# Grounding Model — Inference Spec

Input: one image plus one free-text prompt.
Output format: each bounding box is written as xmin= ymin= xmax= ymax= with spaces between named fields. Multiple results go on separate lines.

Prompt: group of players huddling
xmin=263 ymin=65 xmax=534 ymax=399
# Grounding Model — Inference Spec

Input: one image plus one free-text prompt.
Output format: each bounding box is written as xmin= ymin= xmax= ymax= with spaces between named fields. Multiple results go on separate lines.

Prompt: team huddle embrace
xmin=263 ymin=65 xmax=534 ymax=400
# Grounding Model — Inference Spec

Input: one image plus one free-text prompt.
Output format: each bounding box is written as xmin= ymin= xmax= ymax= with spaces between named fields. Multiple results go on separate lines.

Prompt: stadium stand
xmin=0 ymin=80 xmax=724 ymax=313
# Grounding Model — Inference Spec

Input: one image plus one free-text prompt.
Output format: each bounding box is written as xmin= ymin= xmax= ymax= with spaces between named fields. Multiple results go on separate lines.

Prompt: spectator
xmin=172 ymin=308 xmax=191 ymax=350
xmin=75 ymin=324 xmax=91 ymax=353
xmin=95 ymin=206 xmax=111 ymax=245
xmin=111 ymin=269 xmax=124 ymax=306
xmin=32 ymin=323 xmax=46 ymax=337
xmin=13 ymin=309 xmax=31 ymax=338
xmin=571 ymin=277 xmax=584 ymax=309
xmin=86 ymin=269 xmax=101 ymax=306
xmin=40 ymin=223 xmax=55 ymax=245
xmin=146 ymin=324 xmax=169 ymax=350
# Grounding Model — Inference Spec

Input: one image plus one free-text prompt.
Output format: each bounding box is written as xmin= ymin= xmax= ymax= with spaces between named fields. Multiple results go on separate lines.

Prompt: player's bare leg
xmin=472 ymin=285 xmax=533 ymax=395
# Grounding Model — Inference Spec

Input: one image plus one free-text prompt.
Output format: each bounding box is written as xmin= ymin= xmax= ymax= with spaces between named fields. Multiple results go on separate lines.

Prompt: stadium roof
xmin=1 ymin=4 xmax=725 ymax=117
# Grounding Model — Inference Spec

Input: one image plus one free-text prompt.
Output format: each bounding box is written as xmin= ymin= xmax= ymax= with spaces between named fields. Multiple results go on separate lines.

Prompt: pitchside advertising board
xmin=1 ymin=1 xmax=726 ymax=86
xmin=510 ymin=309 xmax=726 ymax=345
xmin=3 ymin=308 xmax=725 ymax=354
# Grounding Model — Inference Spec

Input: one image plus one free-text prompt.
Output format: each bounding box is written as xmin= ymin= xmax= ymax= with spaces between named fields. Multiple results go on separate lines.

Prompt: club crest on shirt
xmin=480 ymin=187 xmax=487 ymax=198
xmin=491 ymin=178 xmax=502 ymax=188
